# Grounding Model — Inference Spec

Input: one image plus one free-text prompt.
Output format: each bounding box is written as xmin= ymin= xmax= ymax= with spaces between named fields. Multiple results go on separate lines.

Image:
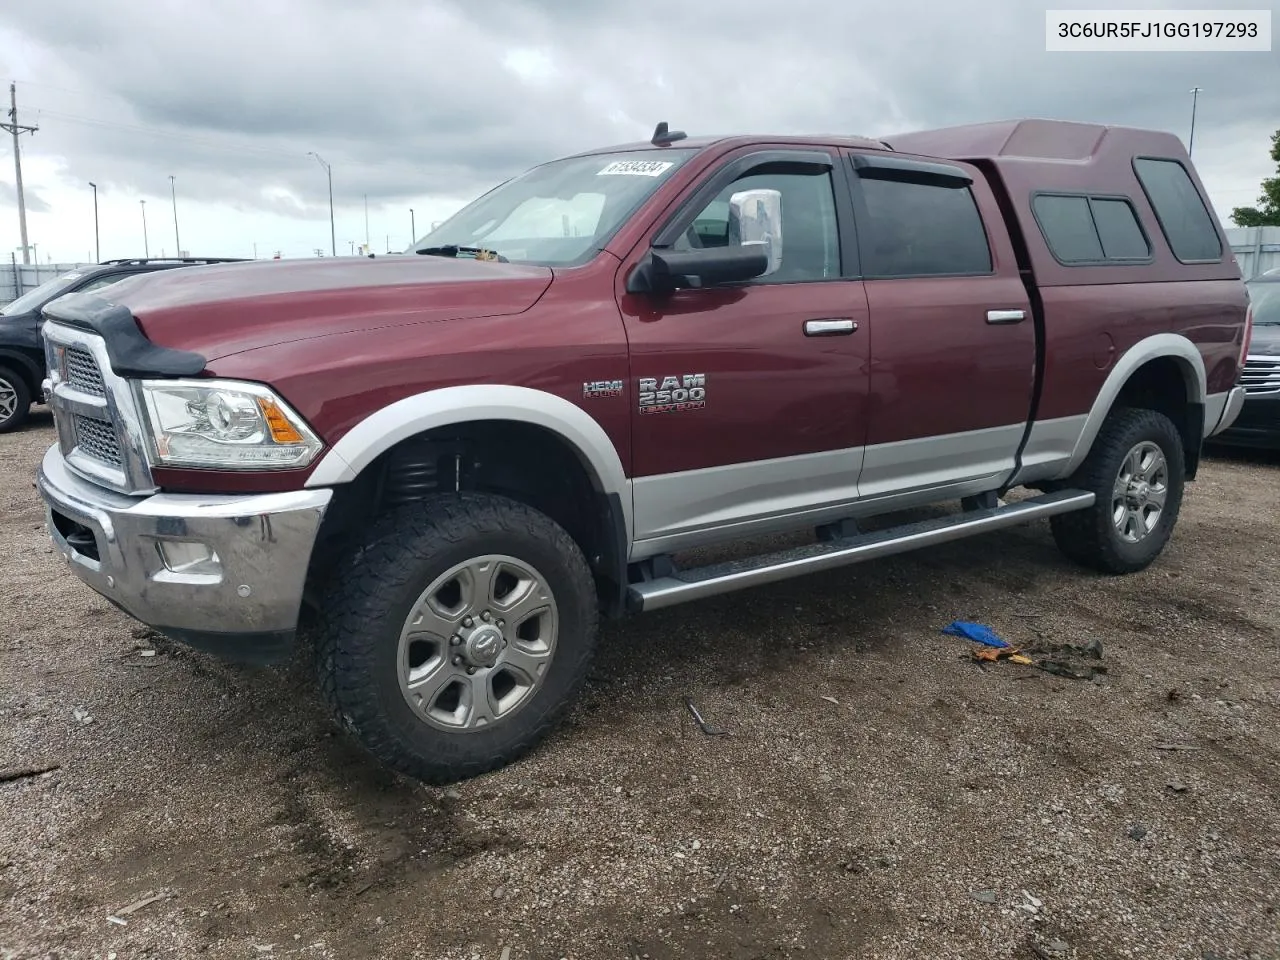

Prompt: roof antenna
xmin=651 ymin=121 xmax=687 ymax=146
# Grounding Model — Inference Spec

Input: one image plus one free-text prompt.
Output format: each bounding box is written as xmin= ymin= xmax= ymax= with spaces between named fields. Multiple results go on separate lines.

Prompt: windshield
xmin=0 ymin=271 xmax=85 ymax=316
xmin=1247 ymin=280 xmax=1280 ymax=324
xmin=410 ymin=149 xmax=697 ymax=266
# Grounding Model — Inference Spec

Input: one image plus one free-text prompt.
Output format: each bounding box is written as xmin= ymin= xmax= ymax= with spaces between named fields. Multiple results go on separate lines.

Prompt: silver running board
xmin=627 ymin=489 xmax=1095 ymax=612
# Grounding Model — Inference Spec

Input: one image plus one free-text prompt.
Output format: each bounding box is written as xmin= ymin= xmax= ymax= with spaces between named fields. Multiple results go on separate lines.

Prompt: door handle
xmin=804 ymin=318 xmax=858 ymax=337
xmin=986 ymin=309 xmax=1026 ymax=325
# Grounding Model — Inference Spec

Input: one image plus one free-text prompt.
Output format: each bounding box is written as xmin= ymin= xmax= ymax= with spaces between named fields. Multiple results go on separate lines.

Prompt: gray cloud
xmin=0 ymin=179 xmax=51 ymax=213
xmin=3 ymin=0 xmax=1276 ymax=224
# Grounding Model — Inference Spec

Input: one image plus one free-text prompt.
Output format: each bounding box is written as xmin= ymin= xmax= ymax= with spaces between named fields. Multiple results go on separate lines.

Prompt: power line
xmin=30 ymin=106 xmax=306 ymax=161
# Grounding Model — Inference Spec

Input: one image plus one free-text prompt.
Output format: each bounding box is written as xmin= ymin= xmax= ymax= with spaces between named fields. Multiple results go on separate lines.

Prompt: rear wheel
xmin=316 ymin=492 xmax=599 ymax=784
xmin=1051 ymin=406 xmax=1186 ymax=574
xmin=0 ymin=365 xmax=31 ymax=433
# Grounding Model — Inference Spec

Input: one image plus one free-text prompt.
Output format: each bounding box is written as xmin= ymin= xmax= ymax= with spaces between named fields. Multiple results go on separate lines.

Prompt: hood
xmin=80 ymin=255 xmax=554 ymax=361
xmin=1249 ymin=321 xmax=1280 ymax=357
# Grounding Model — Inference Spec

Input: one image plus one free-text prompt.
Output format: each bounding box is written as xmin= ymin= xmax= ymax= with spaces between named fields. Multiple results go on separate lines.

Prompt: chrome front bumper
xmin=36 ymin=444 xmax=332 ymax=659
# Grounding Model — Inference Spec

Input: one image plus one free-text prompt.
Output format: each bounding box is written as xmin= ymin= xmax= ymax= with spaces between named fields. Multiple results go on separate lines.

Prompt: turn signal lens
xmin=256 ymin=395 xmax=305 ymax=444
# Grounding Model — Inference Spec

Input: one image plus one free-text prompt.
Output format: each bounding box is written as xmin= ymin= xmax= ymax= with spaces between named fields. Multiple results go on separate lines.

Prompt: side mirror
xmin=627 ymin=245 xmax=770 ymax=294
xmin=728 ymin=188 xmax=783 ymax=277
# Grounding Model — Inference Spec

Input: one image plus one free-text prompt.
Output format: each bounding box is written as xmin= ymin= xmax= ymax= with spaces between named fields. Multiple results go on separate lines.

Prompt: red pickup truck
xmin=36 ymin=118 xmax=1251 ymax=783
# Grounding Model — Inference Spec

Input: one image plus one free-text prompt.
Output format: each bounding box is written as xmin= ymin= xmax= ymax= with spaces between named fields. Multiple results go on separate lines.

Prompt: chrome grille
xmin=62 ymin=347 xmax=106 ymax=396
xmin=1241 ymin=356 xmax=1280 ymax=395
xmin=41 ymin=321 xmax=155 ymax=494
xmin=72 ymin=414 xmax=123 ymax=466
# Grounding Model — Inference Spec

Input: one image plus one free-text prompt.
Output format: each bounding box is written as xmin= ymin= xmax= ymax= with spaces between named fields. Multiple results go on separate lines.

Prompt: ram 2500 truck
xmin=35 ymin=118 xmax=1250 ymax=783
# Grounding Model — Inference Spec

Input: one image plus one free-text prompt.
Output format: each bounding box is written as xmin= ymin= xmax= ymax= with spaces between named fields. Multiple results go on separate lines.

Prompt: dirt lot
xmin=1 ymin=412 xmax=1278 ymax=960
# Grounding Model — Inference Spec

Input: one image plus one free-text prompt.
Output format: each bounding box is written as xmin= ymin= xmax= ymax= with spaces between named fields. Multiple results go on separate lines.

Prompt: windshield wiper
xmin=415 ymin=244 xmax=508 ymax=262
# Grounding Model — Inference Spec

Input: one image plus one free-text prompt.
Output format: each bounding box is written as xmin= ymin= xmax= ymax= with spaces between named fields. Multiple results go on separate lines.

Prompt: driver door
xmin=616 ymin=147 xmax=871 ymax=551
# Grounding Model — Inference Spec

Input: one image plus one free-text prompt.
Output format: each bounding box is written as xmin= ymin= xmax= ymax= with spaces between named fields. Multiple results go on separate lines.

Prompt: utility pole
xmin=1188 ymin=87 xmax=1202 ymax=157
xmin=307 ymin=152 xmax=336 ymax=257
xmin=169 ymin=175 xmax=181 ymax=255
xmin=89 ymin=182 xmax=100 ymax=262
xmin=410 ymin=207 xmax=415 ymax=247
xmin=140 ymin=199 xmax=149 ymax=257
xmin=2 ymin=83 xmax=38 ymax=265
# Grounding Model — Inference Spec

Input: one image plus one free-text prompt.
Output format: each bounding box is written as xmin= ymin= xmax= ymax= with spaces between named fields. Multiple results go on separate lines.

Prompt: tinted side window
xmin=672 ymin=169 xmax=840 ymax=282
xmin=1033 ymin=195 xmax=1103 ymax=262
xmin=1091 ymin=199 xmax=1150 ymax=260
xmin=1133 ymin=158 xmax=1222 ymax=262
xmin=859 ymin=178 xmax=992 ymax=277
xmin=1033 ymin=194 xmax=1150 ymax=264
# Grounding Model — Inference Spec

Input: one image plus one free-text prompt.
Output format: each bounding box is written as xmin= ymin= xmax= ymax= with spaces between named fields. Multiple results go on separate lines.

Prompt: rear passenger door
xmin=845 ymin=153 xmax=1036 ymax=498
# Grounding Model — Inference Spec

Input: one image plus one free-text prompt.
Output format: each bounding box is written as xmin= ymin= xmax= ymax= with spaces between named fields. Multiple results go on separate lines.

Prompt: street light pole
xmin=410 ymin=207 xmax=415 ymax=247
xmin=140 ymin=199 xmax=149 ymax=257
xmin=169 ymin=175 xmax=181 ymax=256
xmin=307 ymin=152 xmax=336 ymax=257
xmin=89 ymin=182 xmax=100 ymax=262
xmin=1188 ymin=86 xmax=1202 ymax=157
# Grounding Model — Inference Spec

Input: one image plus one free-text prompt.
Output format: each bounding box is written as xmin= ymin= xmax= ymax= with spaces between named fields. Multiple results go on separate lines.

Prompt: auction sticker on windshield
xmin=597 ymin=160 xmax=675 ymax=177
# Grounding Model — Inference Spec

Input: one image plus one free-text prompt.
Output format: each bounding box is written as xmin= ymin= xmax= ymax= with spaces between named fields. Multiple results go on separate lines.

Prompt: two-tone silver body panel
xmin=303 ymin=333 xmax=1240 ymax=565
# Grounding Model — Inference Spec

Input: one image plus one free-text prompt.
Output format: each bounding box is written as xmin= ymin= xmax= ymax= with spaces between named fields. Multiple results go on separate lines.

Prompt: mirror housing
xmin=727 ymin=188 xmax=783 ymax=276
xmin=627 ymin=245 xmax=770 ymax=294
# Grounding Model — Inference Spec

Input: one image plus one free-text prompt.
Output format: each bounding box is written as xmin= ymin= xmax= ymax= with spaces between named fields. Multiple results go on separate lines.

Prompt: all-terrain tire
xmin=1050 ymin=406 xmax=1186 ymax=574
xmin=315 ymin=492 xmax=599 ymax=784
xmin=0 ymin=365 xmax=32 ymax=433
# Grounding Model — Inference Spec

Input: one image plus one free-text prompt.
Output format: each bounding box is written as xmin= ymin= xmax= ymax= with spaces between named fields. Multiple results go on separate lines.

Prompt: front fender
xmin=304 ymin=383 xmax=633 ymax=546
xmin=0 ymin=347 xmax=44 ymax=393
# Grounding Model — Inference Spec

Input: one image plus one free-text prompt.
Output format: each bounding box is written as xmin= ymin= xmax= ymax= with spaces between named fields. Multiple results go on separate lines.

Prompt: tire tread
xmin=1050 ymin=406 xmax=1185 ymax=574
xmin=0 ymin=364 xmax=32 ymax=434
xmin=314 ymin=492 xmax=598 ymax=784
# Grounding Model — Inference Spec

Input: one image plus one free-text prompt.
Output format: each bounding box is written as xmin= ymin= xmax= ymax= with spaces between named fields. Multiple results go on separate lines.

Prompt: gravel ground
xmin=2 ymin=413 xmax=1278 ymax=960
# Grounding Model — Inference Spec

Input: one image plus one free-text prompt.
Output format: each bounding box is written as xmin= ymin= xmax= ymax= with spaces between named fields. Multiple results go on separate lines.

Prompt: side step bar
xmin=627 ymin=489 xmax=1094 ymax=613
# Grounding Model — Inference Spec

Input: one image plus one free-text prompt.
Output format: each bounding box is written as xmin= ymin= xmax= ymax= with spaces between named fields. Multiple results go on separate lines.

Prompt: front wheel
xmin=1050 ymin=406 xmax=1186 ymax=574
xmin=316 ymin=493 xmax=599 ymax=784
xmin=0 ymin=365 xmax=31 ymax=433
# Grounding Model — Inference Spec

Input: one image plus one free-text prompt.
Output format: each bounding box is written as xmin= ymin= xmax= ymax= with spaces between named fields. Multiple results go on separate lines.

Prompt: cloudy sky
xmin=0 ymin=0 xmax=1275 ymax=265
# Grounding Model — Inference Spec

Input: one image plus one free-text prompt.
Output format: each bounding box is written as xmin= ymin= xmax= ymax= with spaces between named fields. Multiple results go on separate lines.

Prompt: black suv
xmin=0 ymin=258 xmax=246 ymax=432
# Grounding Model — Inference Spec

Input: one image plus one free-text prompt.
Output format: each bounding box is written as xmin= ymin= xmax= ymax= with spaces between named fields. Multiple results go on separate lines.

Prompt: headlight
xmin=137 ymin=379 xmax=323 ymax=469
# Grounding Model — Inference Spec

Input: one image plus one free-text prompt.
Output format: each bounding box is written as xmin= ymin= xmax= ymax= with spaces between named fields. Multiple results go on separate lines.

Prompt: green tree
xmin=1231 ymin=129 xmax=1280 ymax=228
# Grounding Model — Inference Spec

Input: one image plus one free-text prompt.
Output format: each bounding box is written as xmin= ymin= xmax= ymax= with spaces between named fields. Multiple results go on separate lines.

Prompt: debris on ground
xmin=1153 ymin=743 xmax=1199 ymax=752
xmin=968 ymin=889 xmax=999 ymax=904
xmin=1026 ymin=638 xmax=1107 ymax=681
xmin=0 ymin=764 xmax=60 ymax=784
xmin=942 ymin=620 xmax=1009 ymax=648
xmin=684 ymin=698 xmax=729 ymax=736
xmin=948 ymin=621 xmax=1108 ymax=680
xmin=944 ymin=620 xmax=1035 ymax=666
xmin=106 ymin=891 xmax=170 ymax=925
xmin=1128 ymin=824 xmax=1149 ymax=841
xmin=1030 ymin=937 xmax=1071 ymax=958
xmin=72 ymin=707 xmax=94 ymax=725
xmin=820 ymin=695 xmax=839 ymax=705
xmin=1166 ymin=780 xmax=1190 ymax=794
